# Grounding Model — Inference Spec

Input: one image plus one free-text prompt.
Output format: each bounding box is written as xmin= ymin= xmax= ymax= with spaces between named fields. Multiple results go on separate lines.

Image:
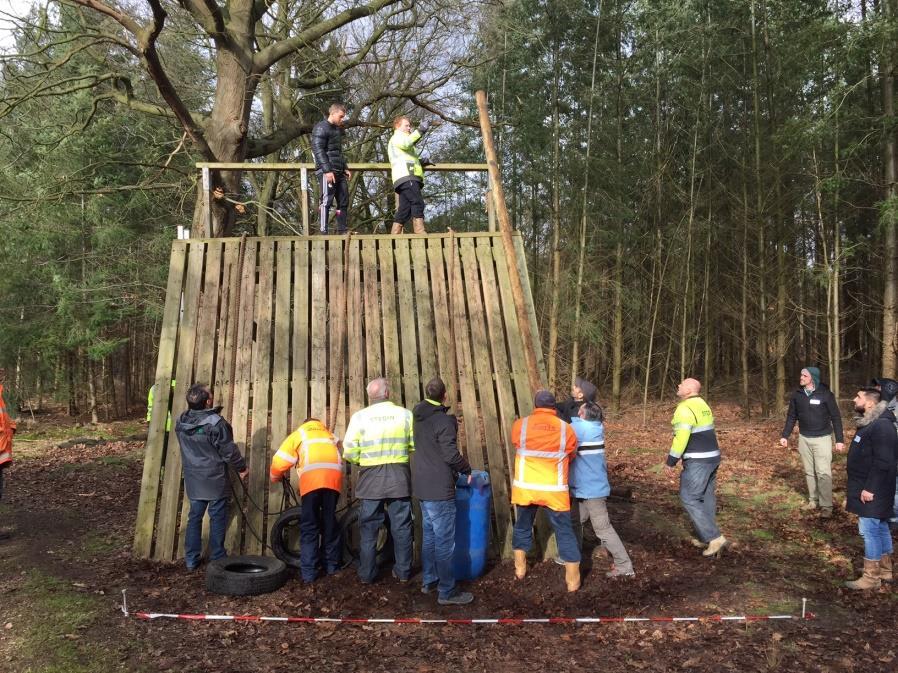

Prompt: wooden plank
xmin=292 ymin=239 xmax=310 ymax=430
xmin=213 ymin=242 xmax=240 ymax=412
xmin=154 ymin=240 xmax=205 ymax=561
xmin=513 ymin=234 xmax=547 ymax=383
xmin=492 ymin=237 xmax=532 ymax=418
xmin=133 ymin=241 xmax=188 ymax=558
xmin=393 ymin=239 xmax=420 ymax=408
xmin=377 ymin=240 xmax=402 ymax=400
xmin=327 ymin=239 xmax=348 ymax=437
xmin=446 ymin=236 xmax=483 ymax=466
xmin=246 ymin=240 xmax=274 ymax=555
xmin=426 ymin=238 xmax=458 ymax=406
xmin=225 ymin=240 xmax=258 ymax=553
xmin=361 ymin=240 xmax=382 ymax=380
xmin=198 ymin=162 xmax=488 ymax=172
xmin=310 ymin=240 xmax=327 ymax=420
xmin=410 ymin=239 xmax=437 ymax=385
xmin=459 ymin=237 xmax=512 ymax=556
xmin=268 ymin=240 xmax=293 ymax=539
xmin=344 ymin=238 xmax=363 ymax=502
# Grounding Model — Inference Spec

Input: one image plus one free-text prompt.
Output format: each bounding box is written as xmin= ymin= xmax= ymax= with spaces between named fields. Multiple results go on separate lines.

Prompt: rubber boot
xmin=880 ymin=553 xmax=893 ymax=583
xmin=391 ymin=222 xmax=404 ymax=235
xmin=513 ymin=550 xmax=527 ymax=580
xmin=412 ymin=217 xmax=426 ymax=234
xmin=845 ymin=558 xmax=881 ymax=590
xmin=564 ymin=562 xmax=581 ymax=592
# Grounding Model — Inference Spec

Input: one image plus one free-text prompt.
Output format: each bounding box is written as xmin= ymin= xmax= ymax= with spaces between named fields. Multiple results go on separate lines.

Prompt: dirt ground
xmin=1 ymin=405 xmax=897 ymax=673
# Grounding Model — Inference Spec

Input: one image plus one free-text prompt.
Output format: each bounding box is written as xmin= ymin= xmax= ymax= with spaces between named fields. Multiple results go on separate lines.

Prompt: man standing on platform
xmin=270 ymin=418 xmax=342 ymax=583
xmin=412 ymin=377 xmax=474 ymax=605
xmin=780 ymin=366 xmax=844 ymax=518
xmin=387 ymin=116 xmax=438 ymax=235
xmin=343 ymin=378 xmax=415 ymax=584
xmin=510 ymin=390 xmax=581 ymax=592
xmin=665 ymin=378 xmax=728 ymax=557
xmin=311 ymin=103 xmax=351 ymax=234
xmin=174 ymin=384 xmax=248 ymax=571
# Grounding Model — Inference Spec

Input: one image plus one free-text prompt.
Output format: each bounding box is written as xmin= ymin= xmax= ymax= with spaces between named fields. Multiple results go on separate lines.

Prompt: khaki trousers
xmin=797 ymin=434 xmax=833 ymax=510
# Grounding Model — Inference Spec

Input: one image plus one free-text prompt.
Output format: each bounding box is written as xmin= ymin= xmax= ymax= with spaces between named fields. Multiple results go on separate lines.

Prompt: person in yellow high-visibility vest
xmin=387 ymin=115 xmax=439 ymax=235
xmin=147 ymin=380 xmax=176 ymax=432
xmin=343 ymin=377 xmax=414 ymax=584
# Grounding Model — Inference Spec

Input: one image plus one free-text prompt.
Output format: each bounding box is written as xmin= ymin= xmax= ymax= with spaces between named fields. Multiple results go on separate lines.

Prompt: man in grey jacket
xmin=175 ymin=383 xmax=248 ymax=571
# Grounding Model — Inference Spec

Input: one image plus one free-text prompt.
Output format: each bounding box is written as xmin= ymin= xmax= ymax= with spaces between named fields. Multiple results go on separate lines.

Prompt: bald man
xmin=665 ymin=378 xmax=728 ymax=556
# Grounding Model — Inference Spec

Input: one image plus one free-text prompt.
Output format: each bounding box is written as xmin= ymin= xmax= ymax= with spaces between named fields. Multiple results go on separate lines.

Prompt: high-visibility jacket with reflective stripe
xmin=388 ymin=129 xmax=424 ymax=188
xmin=511 ymin=408 xmax=578 ymax=512
xmin=343 ymin=401 xmax=414 ymax=467
xmin=0 ymin=384 xmax=15 ymax=466
xmin=270 ymin=419 xmax=342 ymax=496
xmin=667 ymin=396 xmax=721 ymax=467
xmin=147 ymin=380 xmax=176 ymax=432
xmin=569 ymin=417 xmax=610 ymax=499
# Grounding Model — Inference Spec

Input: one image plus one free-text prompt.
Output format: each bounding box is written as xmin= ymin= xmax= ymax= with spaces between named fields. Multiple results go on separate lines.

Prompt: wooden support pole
xmin=475 ymin=90 xmax=543 ymax=392
xmin=300 ymin=168 xmax=310 ymax=234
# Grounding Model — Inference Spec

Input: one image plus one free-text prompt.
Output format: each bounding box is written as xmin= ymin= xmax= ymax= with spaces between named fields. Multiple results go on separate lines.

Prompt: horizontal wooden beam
xmin=196 ymin=162 xmax=488 ymax=172
xmin=185 ymin=231 xmax=513 ymax=243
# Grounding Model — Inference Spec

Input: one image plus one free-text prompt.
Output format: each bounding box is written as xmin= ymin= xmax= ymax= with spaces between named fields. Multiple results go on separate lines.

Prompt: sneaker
xmin=438 ymin=590 xmax=474 ymax=606
xmin=689 ymin=537 xmax=707 ymax=549
xmin=553 ymin=556 xmax=565 ymax=566
xmin=820 ymin=508 xmax=833 ymax=519
xmin=801 ymin=501 xmax=818 ymax=511
xmin=702 ymin=535 xmax=729 ymax=557
xmin=605 ymin=565 xmax=635 ymax=578
xmin=392 ymin=569 xmax=410 ymax=583
xmin=421 ymin=581 xmax=438 ymax=594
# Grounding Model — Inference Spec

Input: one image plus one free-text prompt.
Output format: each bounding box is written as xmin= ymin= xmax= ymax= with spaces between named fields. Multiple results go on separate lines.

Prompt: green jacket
xmin=147 ymin=380 xmax=176 ymax=432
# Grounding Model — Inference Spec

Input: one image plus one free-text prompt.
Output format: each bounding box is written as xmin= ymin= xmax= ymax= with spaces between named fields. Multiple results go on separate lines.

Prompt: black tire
xmin=205 ymin=555 xmax=289 ymax=596
xmin=270 ymin=506 xmax=303 ymax=569
xmin=339 ymin=503 xmax=394 ymax=568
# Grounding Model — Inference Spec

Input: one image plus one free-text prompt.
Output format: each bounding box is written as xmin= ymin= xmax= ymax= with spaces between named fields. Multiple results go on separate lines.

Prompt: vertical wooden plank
xmin=347 ymin=239 xmax=365 ymax=415
xmin=310 ymin=240 xmax=328 ymax=420
xmin=393 ymin=239 xmax=420 ymax=408
xmin=459 ymin=237 xmax=512 ymax=556
xmin=133 ymin=241 xmax=187 ymax=558
xmin=410 ymin=240 xmax=437 ymax=384
xmin=269 ymin=241 xmax=293 ymax=536
xmin=426 ymin=238 xmax=457 ymax=405
xmin=214 ymin=242 xmax=240 ymax=413
xmin=362 ymin=240 xmax=382 ymax=380
xmin=492 ymin=235 xmax=533 ymax=418
xmin=154 ymin=241 xmax=205 ymax=561
xmin=447 ymin=237 xmax=483 ymax=466
xmin=327 ymin=240 xmax=346 ymax=435
xmin=378 ymin=240 xmax=402 ymax=401
xmin=225 ymin=241 xmax=258 ymax=553
xmin=292 ymin=239 xmax=310 ymax=429
xmin=512 ymin=233 xmax=547 ymax=382
xmin=247 ymin=240 xmax=274 ymax=555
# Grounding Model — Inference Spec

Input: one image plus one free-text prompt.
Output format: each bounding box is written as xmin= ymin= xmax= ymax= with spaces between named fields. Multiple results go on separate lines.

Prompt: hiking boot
xmin=845 ymin=558 xmax=881 ymax=590
xmin=391 ymin=569 xmax=410 ymax=583
xmin=438 ymin=590 xmax=474 ymax=606
xmin=421 ymin=581 xmax=438 ymax=594
xmin=390 ymin=222 xmax=404 ymax=235
xmin=702 ymin=535 xmax=729 ymax=557
xmin=513 ymin=549 xmax=527 ymax=580
xmin=819 ymin=508 xmax=833 ymax=519
xmin=565 ymin=562 xmax=581 ymax=592
xmin=880 ymin=554 xmax=893 ymax=583
xmin=606 ymin=564 xmax=635 ymax=578
xmin=412 ymin=217 xmax=426 ymax=234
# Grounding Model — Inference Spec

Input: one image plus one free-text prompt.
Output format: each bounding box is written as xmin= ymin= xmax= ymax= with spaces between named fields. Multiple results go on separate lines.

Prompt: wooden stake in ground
xmin=475 ymin=90 xmax=543 ymax=393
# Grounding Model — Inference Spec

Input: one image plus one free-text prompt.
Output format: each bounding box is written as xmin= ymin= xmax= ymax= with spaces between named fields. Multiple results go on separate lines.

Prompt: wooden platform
xmin=133 ymin=232 xmax=545 ymax=562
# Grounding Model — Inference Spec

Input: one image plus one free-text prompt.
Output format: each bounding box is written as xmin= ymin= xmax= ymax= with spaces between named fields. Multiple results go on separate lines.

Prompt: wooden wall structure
xmin=133 ymin=232 xmax=546 ymax=562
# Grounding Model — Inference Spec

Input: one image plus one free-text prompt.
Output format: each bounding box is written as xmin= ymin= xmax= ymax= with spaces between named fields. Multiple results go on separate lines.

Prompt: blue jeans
xmin=679 ymin=460 xmax=721 ymax=543
xmin=300 ymin=488 xmax=341 ymax=582
xmin=185 ymin=497 xmax=228 ymax=569
xmin=420 ymin=499 xmax=457 ymax=599
xmin=858 ymin=517 xmax=894 ymax=559
xmin=891 ymin=477 xmax=898 ymax=523
xmin=358 ymin=497 xmax=413 ymax=583
xmin=512 ymin=504 xmax=581 ymax=563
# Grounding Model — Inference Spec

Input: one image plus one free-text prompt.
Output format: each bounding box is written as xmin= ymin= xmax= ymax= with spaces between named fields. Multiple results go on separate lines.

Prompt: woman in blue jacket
xmin=569 ymin=401 xmax=635 ymax=577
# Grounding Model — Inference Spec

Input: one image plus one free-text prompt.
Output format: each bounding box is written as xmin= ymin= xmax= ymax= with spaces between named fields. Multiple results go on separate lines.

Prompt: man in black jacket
xmin=412 ymin=377 xmax=474 ymax=605
xmin=780 ymin=366 xmax=844 ymax=518
xmin=175 ymin=383 xmax=248 ymax=571
xmin=844 ymin=387 xmax=897 ymax=589
xmin=311 ymin=103 xmax=351 ymax=234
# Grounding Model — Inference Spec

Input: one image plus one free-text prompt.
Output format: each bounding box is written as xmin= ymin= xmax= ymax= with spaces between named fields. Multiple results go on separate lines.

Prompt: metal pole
xmin=475 ymin=90 xmax=543 ymax=391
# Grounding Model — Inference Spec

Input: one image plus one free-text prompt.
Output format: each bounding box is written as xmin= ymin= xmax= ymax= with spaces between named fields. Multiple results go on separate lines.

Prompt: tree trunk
xmin=547 ymin=36 xmax=562 ymax=392
xmin=881 ymin=0 xmax=898 ymax=376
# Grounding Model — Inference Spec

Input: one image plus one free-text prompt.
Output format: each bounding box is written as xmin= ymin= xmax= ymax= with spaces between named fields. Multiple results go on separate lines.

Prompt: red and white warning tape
xmin=123 ymin=592 xmax=814 ymax=625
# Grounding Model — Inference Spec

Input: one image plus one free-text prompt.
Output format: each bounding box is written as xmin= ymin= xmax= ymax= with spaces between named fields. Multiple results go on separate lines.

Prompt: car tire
xmin=205 ymin=555 xmax=289 ymax=596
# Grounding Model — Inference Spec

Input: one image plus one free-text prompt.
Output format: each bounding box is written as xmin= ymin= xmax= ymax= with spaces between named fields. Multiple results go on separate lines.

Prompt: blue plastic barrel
xmin=452 ymin=469 xmax=491 ymax=581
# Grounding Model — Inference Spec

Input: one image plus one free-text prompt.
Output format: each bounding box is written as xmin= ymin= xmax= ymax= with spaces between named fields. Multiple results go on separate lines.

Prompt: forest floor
xmin=1 ymin=404 xmax=897 ymax=672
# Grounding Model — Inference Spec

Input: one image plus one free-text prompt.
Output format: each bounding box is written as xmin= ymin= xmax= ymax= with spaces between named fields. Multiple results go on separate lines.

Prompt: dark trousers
xmin=0 ymin=464 xmax=6 ymax=502
xmin=185 ymin=497 xmax=229 ymax=569
xmin=679 ymin=460 xmax=721 ymax=543
xmin=358 ymin=497 xmax=413 ymax=583
xmin=319 ymin=173 xmax=349 ymax=234
xmin=394 ymin=181 xmax=424 ymax=224
xmin=300 ymin=488 xmax=342 ymax=582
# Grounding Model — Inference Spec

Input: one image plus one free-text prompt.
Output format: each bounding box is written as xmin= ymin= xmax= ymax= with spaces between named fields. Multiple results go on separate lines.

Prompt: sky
xmin=0 ymin=0 xmax=35 ymax=50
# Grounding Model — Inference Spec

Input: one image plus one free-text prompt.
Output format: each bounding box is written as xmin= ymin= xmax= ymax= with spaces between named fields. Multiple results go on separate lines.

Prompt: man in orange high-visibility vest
xmin=511 ymin=390 xmax=581 ymax=592
xmin=0 ymin=369 xmax=17 ymax=503
xmin=270 ymin=418 xmax=343 ymax=583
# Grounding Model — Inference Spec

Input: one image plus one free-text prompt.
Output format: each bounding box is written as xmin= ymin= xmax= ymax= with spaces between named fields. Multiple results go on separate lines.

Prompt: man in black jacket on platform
xmin=311 ymin=103 xmax=350 ymax=234
xmin=412 ymin=377 xmax=474 ymax=605
xmin=844 ymin=387 xmax=897 ymax=590
xmin=780 ymin=366 xmax=844 ymax=518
